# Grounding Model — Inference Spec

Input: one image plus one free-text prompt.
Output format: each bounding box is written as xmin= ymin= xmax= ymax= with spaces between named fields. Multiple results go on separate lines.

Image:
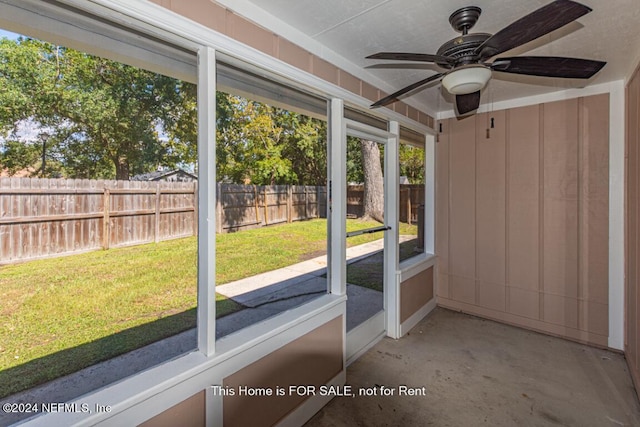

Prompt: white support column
xmin=385 ymin=121 xmax=400 ymax=339
xmin=608 ymin=81 xmax=625 ymax=350
xmin=197 ymin=46 xmax=216 ymax=356
xmin=329 ymin=98 xmax=347 ymax=296
xmin=424 ymin=133 xmax=436 ymax=254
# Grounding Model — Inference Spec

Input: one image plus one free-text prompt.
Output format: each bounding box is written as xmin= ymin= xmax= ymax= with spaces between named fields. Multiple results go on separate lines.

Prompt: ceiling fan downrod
xmin=449 ymin=6 xmax=482 ymax=35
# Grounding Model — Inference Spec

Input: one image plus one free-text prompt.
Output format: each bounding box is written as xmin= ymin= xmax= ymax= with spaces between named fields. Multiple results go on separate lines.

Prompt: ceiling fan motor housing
xmin=436 ymin=33 xmax=492 ymax=67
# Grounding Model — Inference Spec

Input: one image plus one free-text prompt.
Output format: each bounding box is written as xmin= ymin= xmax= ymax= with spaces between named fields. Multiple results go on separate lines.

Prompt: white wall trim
xmin=608 ymin=80 xmax=625 ymax=350
xmin=329 ymin=99 xmax=347 ymax=296
xmin=385 ymin=121 xmax=400 ymax=339
xmin=398 ymin=252 xmax=436 ymax=271
xmin=399 ymin=255 xmax=437 ymax=284
xmin=399 ymin=298 xmax=437 ymax=337
xmin=196 ymin=46 xmax=217 ymax=356
xmin=212 ymin=0 xmax=437 ymax=119
xmin=438 ymin=81 xmax=625 ymax=120
xmin=424 ymin=133 xmax=436 ymax=254
xmin=346 ymin=311 xmax=386 ymax=366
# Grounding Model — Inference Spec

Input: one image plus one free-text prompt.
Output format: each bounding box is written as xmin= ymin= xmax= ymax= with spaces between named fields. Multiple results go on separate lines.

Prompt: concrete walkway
xmin=217 ymin=237 xmax=388 ymax=306
xmin=214 ymin=234 xmax=414 ymax=337
xmin=215 ymin=238 xmax=392 ymax=337
xmin=1 ymin=239 xmax=393 ymax=425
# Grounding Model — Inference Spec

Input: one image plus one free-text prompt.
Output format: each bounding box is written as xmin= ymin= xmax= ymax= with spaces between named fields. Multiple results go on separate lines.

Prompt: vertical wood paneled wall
xmin=627 ymin=66 xmax=640 ymax=391
xmin=436 ymin=94 xmax=610 ymax=347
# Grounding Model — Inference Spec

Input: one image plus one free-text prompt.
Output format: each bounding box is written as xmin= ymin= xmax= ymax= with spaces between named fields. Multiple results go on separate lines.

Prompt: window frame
xmin=397 ymin=131 xmax=437 ymax=273
xmin=1 ymin=1 xmax=437 ymax=424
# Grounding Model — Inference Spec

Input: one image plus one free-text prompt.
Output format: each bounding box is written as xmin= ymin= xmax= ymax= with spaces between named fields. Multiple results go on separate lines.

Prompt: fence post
xmin=254 ymin=185 xmax=260 ymax=225
xmin=155 ymin=183 xmax=161 ymax=242
xmin=263 ymin=186 xmax=268 ymax=226
xmin=305 ymin=186 xmax=309 ymax=219
xmin=102 ymin=188 xmax=110 ymax=249
xmin=216 ymin=183 xmax=223 ymax=234
xmin=407 ymin=187 xmax=412 ymax=225
xmin=193 ymin=181 xmax=198 ymax=236
xmin=287 ymin=185 xmax=293 ymax=223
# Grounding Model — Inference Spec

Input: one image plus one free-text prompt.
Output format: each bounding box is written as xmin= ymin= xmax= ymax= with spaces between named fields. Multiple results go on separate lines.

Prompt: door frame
xmin=329 ymin=98 xmax=400 ymax=363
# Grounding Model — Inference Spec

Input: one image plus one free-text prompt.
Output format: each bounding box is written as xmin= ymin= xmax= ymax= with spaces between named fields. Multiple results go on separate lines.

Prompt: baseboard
xmin=399 ymin=298 xmax=436 ymax=337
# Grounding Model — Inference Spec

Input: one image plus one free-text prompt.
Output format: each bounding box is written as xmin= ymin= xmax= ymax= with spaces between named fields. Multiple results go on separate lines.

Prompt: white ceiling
xmin=218 ymin=0 xmax=640 ymax=115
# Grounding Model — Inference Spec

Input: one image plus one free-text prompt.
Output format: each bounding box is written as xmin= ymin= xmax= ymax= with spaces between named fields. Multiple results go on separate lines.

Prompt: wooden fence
xmin=0 ymin=178 xmax=196 ymax=263
xmin=347 ymin=184 xmax=424 ymax=224
xmin=217 ymin=184 xmax=327 ymax=232
xmin=0 ymin=178 xmax=423 ymax=263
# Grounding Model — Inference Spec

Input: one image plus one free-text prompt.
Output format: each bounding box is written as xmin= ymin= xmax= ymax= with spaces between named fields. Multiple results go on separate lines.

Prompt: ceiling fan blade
xmin=475 ymin=0 xmax=592 ymax=60
xmin=491 ymin=56 xmax=606 ymax=78
xmin=455 ymin=91 xmax=481 ymax=116
xmin=367 ymin=52 xmax=455 ymax=66
xmin=371 ymin=73 xmax=445 ymax=108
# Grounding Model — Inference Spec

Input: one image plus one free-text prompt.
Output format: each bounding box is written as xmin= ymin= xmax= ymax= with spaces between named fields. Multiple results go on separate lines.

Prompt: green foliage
xmin=277 ymin=110 xmax=327 ymax=186
xmin=215 ymin=94 xmax=327 ymax=185
xmin=399 ymin=144 xmax=425 ymax=184
xmin=0 ymin=139 xmax=38 ymax=175
xmin=346 ymin=136 xmax=364 ymax=183
xmin=0 ymin=37 xmax=411 ymax=185
xmin=0 ymin=37 xmax=196 ymax=179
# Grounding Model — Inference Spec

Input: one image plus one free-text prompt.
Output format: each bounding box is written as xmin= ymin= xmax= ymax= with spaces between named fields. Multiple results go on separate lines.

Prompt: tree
xmin=399 ymin=144 xmax=425 ymax=184
xmin=277 ymin=110 xmax=327 ymax=186
xmin=360 ymin=139 xmax=384 ymax=222
xmin=215 ymin=94 xmax=296 ymax=185
xmin=346 ymin=136 xmax=364 ymax=183
xmin=215 ymin=93 xmax=327 ymax=185
xmin=0 ymin=37 xmax=196 ymax=179
xmin=0 ymin=36 xmax=330 ymax=183
xmin=0 ymin=139 xmax=39 ymax=175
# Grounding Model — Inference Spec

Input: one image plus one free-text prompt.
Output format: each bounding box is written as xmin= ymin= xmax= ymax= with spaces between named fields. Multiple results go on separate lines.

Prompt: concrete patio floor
xmin=305 ymin=308 xmax=640 ymax=427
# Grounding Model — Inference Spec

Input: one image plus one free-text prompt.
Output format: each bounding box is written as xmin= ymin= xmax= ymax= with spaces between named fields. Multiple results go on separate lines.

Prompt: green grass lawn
xmin=346 ymin=238 xmax=421 ymax=292
xmin=0 ymin=218 xmax=412 ymax=397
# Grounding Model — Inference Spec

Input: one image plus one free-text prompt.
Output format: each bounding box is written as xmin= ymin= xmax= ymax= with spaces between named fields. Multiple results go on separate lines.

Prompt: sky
xmin=0 ymin=29 xmax=21 ymax=40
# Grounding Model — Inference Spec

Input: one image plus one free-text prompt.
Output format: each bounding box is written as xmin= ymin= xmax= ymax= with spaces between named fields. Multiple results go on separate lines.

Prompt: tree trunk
xmin=115 ymin=156 xmax=130 ymax=180
xmin=40 ymin=138 xmax=46 ymax=178
xmin=361 ymin=139 xmax=384 ymax=222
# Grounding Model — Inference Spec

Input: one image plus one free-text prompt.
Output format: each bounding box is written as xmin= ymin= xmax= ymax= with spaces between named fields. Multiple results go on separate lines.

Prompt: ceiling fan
xmin=367 ymin=0 xmax=606 ymax=116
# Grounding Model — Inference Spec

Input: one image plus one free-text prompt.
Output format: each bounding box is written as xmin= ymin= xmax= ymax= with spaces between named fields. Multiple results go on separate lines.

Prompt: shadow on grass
xmin=0 ymin=308 xmax=198 ymax=399
xmin=1 ymin=296 xmax=244 ymax=400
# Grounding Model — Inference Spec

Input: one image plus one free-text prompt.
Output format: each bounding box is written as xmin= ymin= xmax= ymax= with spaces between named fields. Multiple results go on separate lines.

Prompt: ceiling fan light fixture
xmin=441 ymin=65 xmax=492 ymax=95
